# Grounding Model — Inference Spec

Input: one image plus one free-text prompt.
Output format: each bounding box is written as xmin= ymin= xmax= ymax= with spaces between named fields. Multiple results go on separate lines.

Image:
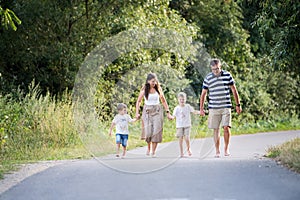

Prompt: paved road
xmin=1 ymin=130 xmax=300 ymax=200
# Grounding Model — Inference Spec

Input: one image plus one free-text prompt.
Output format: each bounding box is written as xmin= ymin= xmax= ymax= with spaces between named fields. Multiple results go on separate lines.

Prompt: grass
xmin=0 ymin=85 xmax=87 ymax=179
xmin=266 ymin=138 xmax=300 ymax=173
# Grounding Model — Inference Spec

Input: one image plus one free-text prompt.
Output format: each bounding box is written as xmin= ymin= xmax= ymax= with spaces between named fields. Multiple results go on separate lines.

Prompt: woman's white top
xmin=144 ymin=92 xmax=160 ymax=105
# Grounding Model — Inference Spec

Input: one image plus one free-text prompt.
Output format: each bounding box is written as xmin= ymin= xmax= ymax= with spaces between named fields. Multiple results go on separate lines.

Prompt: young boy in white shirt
xmin=172 ymin=92 xmax=200 ymax=157
xmin=109 ymin=103 xmax=138 ymax=158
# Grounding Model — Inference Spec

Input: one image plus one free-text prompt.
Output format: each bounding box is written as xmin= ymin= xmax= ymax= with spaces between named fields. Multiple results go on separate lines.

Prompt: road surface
xmin=0 ymin=130 xmax=300 ymax=200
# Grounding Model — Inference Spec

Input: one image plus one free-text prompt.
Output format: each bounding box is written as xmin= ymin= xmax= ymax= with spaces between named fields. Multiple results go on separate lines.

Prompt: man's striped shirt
xmin=202 ymin=70 xmax=235 ymax=109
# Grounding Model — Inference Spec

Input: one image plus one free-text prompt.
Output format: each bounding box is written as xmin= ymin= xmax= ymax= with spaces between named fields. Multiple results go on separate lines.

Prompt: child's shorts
xmin=116 ymin=133 xmax=128 ymax=147
xmin=176 ymin=127 xmax=191 ymax=138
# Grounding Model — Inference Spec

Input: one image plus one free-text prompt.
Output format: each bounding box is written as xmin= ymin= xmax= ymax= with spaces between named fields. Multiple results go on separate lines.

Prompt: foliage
xmin=253 ymin=0 xmax=300 ymax=72
xmin=0 ymin=4 xmax=21 ymax=31
xmin=0 ymin=0 xmax=120 ymax=94
xmin=0 ymin=0 xmax=300 ymax=178
xmin=0 ymin=83 xmax=81 ymax=162
xmin=238 ymin=0 xmax=300 ymax=116
xmin=94 ymin=1 xmax=199 ymax=121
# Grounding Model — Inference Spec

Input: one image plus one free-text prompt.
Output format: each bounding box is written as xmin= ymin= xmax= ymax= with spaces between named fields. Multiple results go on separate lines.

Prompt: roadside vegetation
xmin=1 ymin=84 xmax=299 ymax=178
xmin=1 ymin=0 xmax=299 ymax=178
xmin=267 ymin=138 xmax=300 ymax=173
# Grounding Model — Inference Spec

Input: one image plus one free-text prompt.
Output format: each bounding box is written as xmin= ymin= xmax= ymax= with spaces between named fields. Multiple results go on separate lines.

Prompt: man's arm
xmin=230 ymin=84 xmax=242 ymax=114
xmin=199 ymin=88 xmax=208 ymax=116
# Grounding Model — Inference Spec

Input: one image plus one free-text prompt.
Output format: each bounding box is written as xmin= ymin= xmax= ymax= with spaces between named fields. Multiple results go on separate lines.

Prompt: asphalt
xmin=0 ymin=130 xmax=300 ymax=200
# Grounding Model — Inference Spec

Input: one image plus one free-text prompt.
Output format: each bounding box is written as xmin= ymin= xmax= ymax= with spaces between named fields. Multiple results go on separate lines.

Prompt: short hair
xmin=177 ymin=92 xmax=187 ymax=100
xmin=210 ymin=58 xmax=221 ymax=67
xmin=117 ymin=103 xmax=127 ymax=111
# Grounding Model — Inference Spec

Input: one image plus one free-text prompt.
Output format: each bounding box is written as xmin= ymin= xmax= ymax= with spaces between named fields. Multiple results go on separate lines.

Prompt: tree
xmin=0 ymin=0 xmax=118 ymax=94
xmin=240 ymin=0 xmax=300 ymax=115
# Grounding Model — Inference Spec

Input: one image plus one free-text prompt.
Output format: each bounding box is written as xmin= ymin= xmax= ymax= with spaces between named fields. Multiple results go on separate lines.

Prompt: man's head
xmin=210 ymin=58 xmax=222 ymax=76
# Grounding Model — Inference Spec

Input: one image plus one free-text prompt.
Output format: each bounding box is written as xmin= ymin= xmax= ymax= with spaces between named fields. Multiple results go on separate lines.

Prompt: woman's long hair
xmin=144 ymin=73 xmax=162 ymax=100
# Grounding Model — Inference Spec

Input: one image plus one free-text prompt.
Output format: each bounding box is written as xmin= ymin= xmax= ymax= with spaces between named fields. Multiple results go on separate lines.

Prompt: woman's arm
xmin=135 ymin=88 xmax=145 ymax=119
xmin=159 ymin=92 xmax=172 ymax=120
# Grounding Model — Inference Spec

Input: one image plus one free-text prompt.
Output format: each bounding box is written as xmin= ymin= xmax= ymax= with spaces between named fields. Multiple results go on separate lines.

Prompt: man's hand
xmin=236 ymin=105 xmax=242 ymax=114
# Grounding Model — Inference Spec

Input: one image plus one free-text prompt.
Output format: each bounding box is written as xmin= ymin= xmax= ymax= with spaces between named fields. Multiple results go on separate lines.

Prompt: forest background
xmin=0 ymin=0 xmax=299 ymax=177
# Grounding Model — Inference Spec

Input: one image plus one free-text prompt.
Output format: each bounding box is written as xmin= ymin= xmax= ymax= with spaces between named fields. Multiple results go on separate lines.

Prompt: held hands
xmin=167 ymin=113 xmax=175 ymax=120
xmin=236 ymin=105 xmax=242 ymax=114
xmin=199 ymin=109 xmax=206 ymax=116
xmin=135 ymin=113 xmax=140 ymax=120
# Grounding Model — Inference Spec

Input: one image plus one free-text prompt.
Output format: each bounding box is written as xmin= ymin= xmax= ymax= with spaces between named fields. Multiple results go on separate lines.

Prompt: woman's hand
xmin=135 ymin=113 xmax=140 ymax=119
xmin=167 ymin=113 xmax=173 ymax=120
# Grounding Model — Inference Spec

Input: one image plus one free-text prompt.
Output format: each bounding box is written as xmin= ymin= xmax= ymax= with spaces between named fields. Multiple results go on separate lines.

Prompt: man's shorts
xmin=116 ymin=134 xmax=128 ymax=147
xmin=176 ymin=127 xmax=191 ymax=138
xmin=208 ymin=108 xmax=231 ymax=129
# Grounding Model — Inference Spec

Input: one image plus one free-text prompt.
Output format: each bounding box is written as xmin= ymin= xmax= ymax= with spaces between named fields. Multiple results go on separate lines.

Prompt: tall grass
xmin=267 ymin=138 xmax=300 ymax=173
xmin=0 ymin=84 xmax=84 ymax=178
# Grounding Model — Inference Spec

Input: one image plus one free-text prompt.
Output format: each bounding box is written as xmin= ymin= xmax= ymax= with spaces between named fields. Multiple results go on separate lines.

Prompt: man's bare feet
xmin=225 ymin=149 xmax=230 ymax=156
xmin=224 ymin=152 xmax=231 ymax=156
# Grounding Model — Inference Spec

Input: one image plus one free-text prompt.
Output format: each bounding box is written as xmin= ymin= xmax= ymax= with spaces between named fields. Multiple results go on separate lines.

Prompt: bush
xmin=0 ymin=83 xmax=81 ymax=162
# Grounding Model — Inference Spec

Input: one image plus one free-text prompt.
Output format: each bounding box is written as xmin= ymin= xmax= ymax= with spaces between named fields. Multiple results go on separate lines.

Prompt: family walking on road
xmin=109 ymin=58 xmax=242 ymax=158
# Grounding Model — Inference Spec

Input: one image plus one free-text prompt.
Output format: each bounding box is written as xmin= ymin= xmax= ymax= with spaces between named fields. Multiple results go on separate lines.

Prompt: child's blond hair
xmin=177 ymin=92 xmax=187 ymax=100
xmin=117 ymin=103 xmax=127 ymax=111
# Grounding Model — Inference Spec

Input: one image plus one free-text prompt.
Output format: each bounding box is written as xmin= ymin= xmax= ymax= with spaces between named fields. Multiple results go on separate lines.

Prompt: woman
xmin=135 ymin=73 xmax=172 ymax=157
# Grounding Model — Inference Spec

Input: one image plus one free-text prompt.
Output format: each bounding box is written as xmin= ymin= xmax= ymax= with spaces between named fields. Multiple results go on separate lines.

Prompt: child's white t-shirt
xmin=112 ymin=114 xmax=134 ymax=135
xmin=173 ymin=104 xmax=195 ymax=128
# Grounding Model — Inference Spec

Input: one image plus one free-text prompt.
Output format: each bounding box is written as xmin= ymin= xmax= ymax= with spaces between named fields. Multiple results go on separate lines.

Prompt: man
xmin=199 ymin=58 xmax=242 ymax=157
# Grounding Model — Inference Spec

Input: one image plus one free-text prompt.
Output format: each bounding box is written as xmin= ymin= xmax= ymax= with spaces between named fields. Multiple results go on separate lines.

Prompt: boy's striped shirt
xmin=202 ymin=70 xmax=235 ymax=109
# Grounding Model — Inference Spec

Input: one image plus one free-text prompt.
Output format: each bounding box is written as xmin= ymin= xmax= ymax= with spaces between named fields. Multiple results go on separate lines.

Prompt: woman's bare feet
xmin=215 ymin=150 xmax=221 ymax=158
